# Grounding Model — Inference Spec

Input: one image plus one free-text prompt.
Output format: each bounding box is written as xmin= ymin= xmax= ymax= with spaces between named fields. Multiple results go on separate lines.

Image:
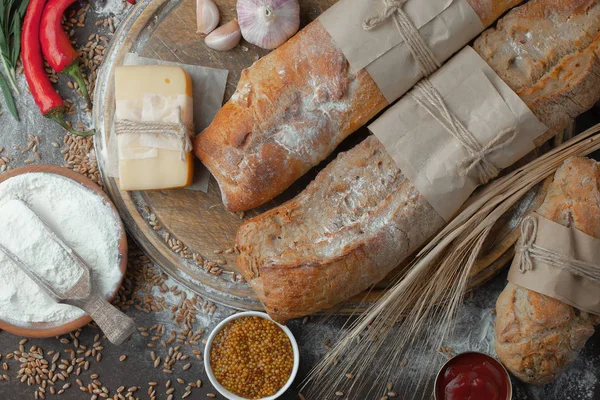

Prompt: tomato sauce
xmin=435 ymin=352 xmax=511 ymax=400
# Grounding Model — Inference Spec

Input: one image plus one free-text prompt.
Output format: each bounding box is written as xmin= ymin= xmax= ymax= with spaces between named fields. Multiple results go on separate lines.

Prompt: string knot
xmin=363 ymin=0 xmax=440 ymax=77
xmin=459 ymin=127 xmax=518 ymax=183
xmin=514 ymin=215 xmax=600 ymax=286
xmin=411 ymin=79 xmax=517 ymax=184
xmin=516 ymin=216 xmax=538 ymax=273
xmin=115 ymin=106 xmax=192 ymax=162
xmin=363 ymin=0 xmax=406 ymax=30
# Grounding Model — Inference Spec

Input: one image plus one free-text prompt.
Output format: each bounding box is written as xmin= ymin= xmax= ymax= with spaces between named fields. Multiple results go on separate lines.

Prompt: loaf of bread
xmin=495 ymin=157 xmax=600 ymax=385
xmin=194 ymin=0 xmax=524 ymax=212
xmin=236 ymin=0 xmax=600 ymax=323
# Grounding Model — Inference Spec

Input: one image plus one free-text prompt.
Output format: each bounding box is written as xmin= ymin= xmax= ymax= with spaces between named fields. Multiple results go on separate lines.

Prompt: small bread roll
xmin=495 ymin=157 xmax=600 ymax=385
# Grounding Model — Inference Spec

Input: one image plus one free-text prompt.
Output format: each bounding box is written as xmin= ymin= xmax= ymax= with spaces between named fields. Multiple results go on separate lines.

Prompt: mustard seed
xmin=210 ymin=316 xmax=294 ymax=399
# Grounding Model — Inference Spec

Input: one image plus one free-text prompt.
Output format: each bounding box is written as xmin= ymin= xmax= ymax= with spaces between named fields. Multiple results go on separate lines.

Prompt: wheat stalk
xmin=303 ymin=123 xmax=600 ymax=399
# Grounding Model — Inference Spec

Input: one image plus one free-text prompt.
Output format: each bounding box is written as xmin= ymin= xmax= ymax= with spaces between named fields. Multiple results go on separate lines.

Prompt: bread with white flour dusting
xmin=194 ymin=0 xmax=525 ymax=212
xmin=236 ymin=0 xmax=600 ymax=322
xmin=495 ymin=157 xmax=600 ymax=385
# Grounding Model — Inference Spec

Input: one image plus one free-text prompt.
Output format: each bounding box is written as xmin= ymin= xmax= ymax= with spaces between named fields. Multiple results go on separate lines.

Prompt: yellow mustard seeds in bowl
xmin=205 ymin=312 xmax=300 ymax=400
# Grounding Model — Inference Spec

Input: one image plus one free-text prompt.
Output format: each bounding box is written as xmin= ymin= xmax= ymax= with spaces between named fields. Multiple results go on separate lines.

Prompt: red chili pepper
xmin=125 ymin=0 xmax=136 ymax=4
xmin=22 ymin=0 xmax=93 ymax=136
xmin=40 ymin=0 xmax=91 ymax=105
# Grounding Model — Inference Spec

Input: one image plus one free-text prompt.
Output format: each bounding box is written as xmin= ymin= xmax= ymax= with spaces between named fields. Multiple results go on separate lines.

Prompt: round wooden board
xmin=94 ymin=0 xmax=563 ymax=313
xmin=0 ymin=165 xmax=128 ymax=338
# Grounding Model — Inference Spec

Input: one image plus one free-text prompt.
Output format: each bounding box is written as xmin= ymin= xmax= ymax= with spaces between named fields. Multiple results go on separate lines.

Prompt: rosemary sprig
xmin=0 ymin=0 xmax=29 ymax=121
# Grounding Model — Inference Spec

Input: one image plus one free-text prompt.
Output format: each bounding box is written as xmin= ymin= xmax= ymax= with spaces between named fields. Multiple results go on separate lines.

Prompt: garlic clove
xmin=205 ymin=19 xmax=242 ymax=51
xmin=197 ymin=0 xmax=220 ymax=35
xmin=237 ymin=0 xmax=300 ymax=50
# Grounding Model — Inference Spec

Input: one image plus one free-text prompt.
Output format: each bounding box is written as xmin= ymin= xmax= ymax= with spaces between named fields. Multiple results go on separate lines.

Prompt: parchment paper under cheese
xmin=105 ymin=53 xmax=228 ymax=192
xmin=319 ymin=0 xmax=483 ymax=102
xmin=369 ymin=46 xmax=548 ymax=221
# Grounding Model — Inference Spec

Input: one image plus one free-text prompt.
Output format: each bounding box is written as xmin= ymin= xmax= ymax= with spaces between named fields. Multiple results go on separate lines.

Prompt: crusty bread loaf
xmin=495 ymin=157 xmax=600 ymax=385
xmin=236 ymin=0 xmax=600 ymax=323
xmin=194 ymin=0 xmax=524 ymax=212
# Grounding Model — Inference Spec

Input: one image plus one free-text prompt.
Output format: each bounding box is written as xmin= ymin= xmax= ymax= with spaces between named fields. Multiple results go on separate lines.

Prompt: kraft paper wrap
xmin=369 ymin=46 xmax=548 ymax=221
xmin=508 ymin=213 xmax=600 ymax=316
xmin=318 ymin=0 xmax=483 ymax=102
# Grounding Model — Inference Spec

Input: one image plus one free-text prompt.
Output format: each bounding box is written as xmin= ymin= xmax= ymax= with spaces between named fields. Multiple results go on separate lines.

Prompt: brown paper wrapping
xmin=318 ymin=0 xmax=483 ymax=102
xmin=508 ymin=213 xmax=600 ymax=316
xmin=369 ymin=46 xmax=548 ymax=221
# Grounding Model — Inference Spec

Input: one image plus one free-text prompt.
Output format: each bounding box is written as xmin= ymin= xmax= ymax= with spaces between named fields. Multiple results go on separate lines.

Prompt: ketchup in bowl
xmin=435 ymin=352 xmax=511 ymax=400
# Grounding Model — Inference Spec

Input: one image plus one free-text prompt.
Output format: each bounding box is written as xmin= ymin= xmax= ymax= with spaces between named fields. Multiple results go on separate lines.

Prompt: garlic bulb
xmin=205 ymin=19 xmax=242 ymax=51
xmin=237 ymin=0 xmax=300 ymax=50
xmin=197 ymin=0 xmax=220 ymax=35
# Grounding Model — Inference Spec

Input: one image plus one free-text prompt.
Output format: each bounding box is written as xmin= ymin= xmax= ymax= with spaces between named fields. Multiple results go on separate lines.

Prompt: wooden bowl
xmin=0 ymin=165 xmax=128 ymax=338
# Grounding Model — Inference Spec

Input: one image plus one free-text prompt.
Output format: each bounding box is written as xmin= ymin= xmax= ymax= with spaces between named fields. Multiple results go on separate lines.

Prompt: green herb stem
xmin=0 ymin=72 xmax=19 ymax=121
xmin=0 ymin=0 xmax=29 ymax=121
xmin=1 ymin=56 xmax=18 ymax=95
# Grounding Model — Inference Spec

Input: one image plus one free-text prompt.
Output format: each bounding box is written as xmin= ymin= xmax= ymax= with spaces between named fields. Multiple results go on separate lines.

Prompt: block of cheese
xmin=115 ymin=65 xmax=194 ymax=191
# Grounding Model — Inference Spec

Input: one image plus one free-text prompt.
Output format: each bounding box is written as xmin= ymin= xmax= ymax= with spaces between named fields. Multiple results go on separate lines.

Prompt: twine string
xmin=363 ymin=0 xmax=441 ymax=77
xmin=115 ymin=106 xmax=192 ymax=162
xmin=411 ymin=79 xmax=517 ymax=184
xmin=516 ymin=216 xmax=600 ymax=285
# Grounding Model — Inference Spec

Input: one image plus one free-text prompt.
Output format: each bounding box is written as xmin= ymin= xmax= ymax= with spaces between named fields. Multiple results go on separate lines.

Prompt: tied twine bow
xmin=411 ymin=79 xmax=517 ymax=184
xmin=363 ymin=0 xmax=441 ymax=77
xmin=365 ymin=0 xmax=516 ymax=183
xmin=115 ymin=106 xmax=192 ymax=162
xmin=516 ymin=216 xmax=600 ymax=285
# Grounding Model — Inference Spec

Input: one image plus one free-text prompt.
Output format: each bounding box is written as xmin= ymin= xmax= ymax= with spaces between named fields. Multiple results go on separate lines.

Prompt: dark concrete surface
xmin=0 ymin=1 xmax=599 ymax=399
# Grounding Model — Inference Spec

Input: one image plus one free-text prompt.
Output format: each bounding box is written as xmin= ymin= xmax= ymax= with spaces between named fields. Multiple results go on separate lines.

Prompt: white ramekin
xmin=204 ymin=311 xmax=300 ymax=400
xmin=434 ymin=351 xmax=513 ymax=400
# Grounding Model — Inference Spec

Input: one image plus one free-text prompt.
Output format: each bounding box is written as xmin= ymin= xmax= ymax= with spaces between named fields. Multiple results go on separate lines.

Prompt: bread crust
xmin=194 ymin=0 xmax=523 ymax=212
xmin=236 ymin=0 xmax=600 ymax=323
xmin=236 ymin=136 xmax=444 ymax=321
xmin=495 ymin=157 xmax=600 ymax=385
xmin=195 ymin=21 xmax=388 ymax=212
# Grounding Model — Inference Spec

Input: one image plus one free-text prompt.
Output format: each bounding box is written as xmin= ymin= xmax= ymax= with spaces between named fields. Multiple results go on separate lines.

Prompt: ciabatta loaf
xmin=236 ymin=0 xmax=600 ymax=322
xmin=495 ymin=157 xmax=600 ymax=385
xmin=194 ymin=0 xmax=524 ymax=212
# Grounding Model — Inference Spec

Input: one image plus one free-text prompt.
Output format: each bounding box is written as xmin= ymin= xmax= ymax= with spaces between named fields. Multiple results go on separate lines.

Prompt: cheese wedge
xmin=115 ymin=65 xmax=194 ymax=191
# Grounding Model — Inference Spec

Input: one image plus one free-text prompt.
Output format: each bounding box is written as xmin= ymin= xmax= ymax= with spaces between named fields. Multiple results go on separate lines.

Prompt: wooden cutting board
xmin=94 ymin=0 xmax=560 ymax=312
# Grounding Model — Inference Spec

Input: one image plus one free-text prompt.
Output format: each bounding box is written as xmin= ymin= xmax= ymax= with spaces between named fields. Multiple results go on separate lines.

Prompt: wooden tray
xmin=93 ymin=0 xmax=563 ymax=312
xmin=0 ymin=166 xmax=128 ymax=338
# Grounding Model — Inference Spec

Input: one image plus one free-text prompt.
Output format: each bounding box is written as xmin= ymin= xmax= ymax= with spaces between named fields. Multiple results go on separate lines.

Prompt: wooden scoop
xmin=0 ymin=200 xmax=136 ymax=345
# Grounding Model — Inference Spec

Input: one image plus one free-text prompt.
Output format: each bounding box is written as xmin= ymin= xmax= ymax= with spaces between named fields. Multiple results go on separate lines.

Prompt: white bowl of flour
xmin=0 ymin=167 xmax=127 ymax=337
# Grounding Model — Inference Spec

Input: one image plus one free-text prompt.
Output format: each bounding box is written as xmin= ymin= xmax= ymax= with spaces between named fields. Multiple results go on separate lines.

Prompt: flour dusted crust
xmin=495 ymin=157 xmax=600 ymax=385
xmin=195 ymin=21 xmax=387 ymax=212
xmin=473 ymin=0 xmax=600 ymax=142
xmin=236 ymin=136 xmax=444 ymax=321
xmin=194 ymin=0 xmax=524 ymax=212
xmin=236 ymin=0 xmax=600 ymax=323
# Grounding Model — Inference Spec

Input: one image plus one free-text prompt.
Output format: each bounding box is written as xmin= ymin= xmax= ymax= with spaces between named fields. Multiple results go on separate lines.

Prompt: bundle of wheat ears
xmin=303 ymin=123 xmax=600 ymax=399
